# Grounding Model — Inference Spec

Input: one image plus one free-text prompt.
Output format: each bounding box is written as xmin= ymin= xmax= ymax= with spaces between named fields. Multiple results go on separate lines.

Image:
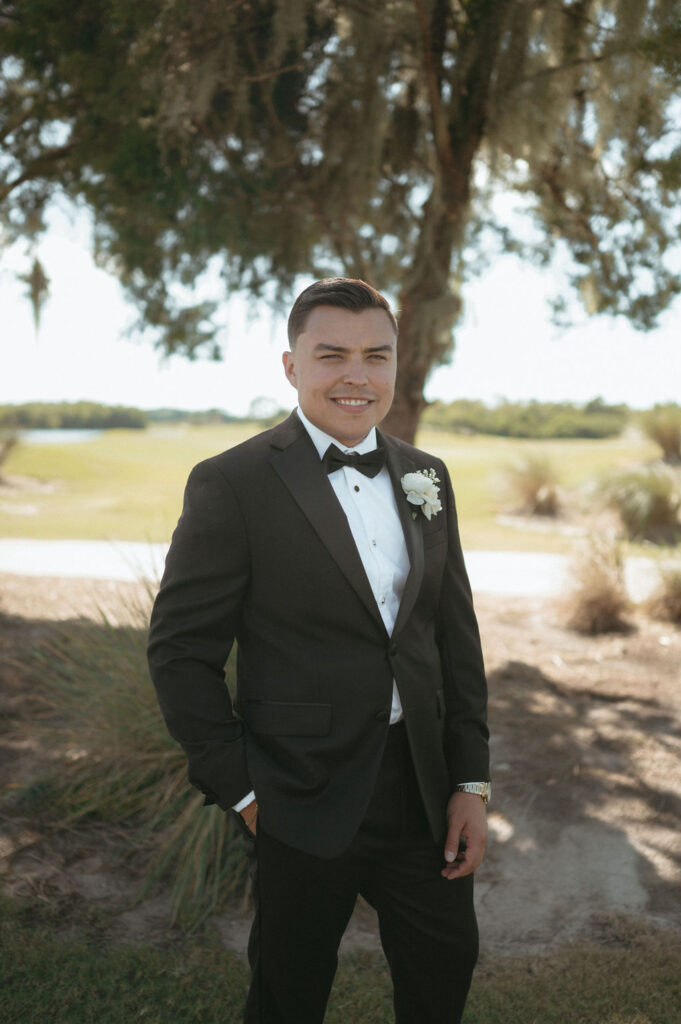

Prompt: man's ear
xmin=282 ymin=350 xmax=297 ymax=388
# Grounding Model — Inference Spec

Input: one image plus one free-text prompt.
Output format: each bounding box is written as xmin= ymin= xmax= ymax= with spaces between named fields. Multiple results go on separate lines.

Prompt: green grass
xmin=0 ymin=424 xmax=661 ymax=551
xmin=0 ymin=424 xmax=256 ymax=543
xmin=417 ymin=428 xmax=660 ymax=551
xmin=2 ymin=903 xmax=679 ymax=1024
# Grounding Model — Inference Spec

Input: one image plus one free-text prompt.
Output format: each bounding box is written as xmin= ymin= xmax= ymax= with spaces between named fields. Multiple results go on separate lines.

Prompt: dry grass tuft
xmin=646 ymin=567 xmax=681 ymax=624
xmin=642 ymin=404 xmax=681 ymax=462
xmin=503 ymin=455 xmax=560 ymax=516
xmin=601 ymin=465 xmax=681 ymax=542
xmin=562 ymin=537 xmax=631 ymax=635
xmin=0 ymin=431 xmax=19 ymax=482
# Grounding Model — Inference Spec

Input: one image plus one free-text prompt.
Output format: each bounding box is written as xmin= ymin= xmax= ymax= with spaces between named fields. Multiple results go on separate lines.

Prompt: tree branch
xmin=244 ymin=34 xmax=297 ymax=165
xmin=518 ymin=48 xmax=624 ymax=86
xmin=0 ymin=106 xmax=36 ymax=145
xmin=540 ymin=161 xmax=599 ymax=246
xmin=0 ymin=143 xmax=72 ymax=201
xmin=412 ymin=0 xmax=455 ymax=176
xmin=243 ymin=61 xmax=305 ymax=84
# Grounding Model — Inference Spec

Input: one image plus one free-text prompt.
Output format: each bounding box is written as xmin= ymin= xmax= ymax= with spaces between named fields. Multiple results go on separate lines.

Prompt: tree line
xmin=0 ymin=402 xmax=148 ymax=430
xmin=4 ymin=398 xmax=678 ymax=441
xmin=422 ymin=398 xmax=631 ymax=439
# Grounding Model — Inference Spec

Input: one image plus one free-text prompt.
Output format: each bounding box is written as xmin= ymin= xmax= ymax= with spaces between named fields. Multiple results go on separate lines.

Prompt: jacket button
xmin=375 ymin=710 xmax=389 ymax=722
xmin=389 ymin=645 xmax=398 ymax=657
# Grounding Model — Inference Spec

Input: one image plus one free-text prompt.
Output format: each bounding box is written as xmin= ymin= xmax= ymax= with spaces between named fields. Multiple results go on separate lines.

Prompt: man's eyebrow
xmin=313 ymin=342 xmax=394 ymax=354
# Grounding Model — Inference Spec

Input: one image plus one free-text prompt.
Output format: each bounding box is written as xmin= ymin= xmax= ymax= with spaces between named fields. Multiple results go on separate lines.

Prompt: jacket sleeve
xmin=147 ymin=459 xmax=251 ymax=809
xmin=435 ymin=463 xmax=490 ymax=788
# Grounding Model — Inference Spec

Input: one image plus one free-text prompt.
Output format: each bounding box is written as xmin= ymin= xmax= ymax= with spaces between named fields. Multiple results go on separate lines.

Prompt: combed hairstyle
xmin=287 ymin=278 xmax=398 ymax=348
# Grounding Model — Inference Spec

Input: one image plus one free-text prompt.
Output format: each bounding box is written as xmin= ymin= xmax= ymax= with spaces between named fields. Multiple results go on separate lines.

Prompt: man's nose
xmin=342 ymin=359 xmax=369 ymax=385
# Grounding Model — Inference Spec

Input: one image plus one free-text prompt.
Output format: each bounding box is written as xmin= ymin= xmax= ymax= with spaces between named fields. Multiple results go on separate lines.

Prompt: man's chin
xmin=330 ymin=414 xmax=378 ymax=446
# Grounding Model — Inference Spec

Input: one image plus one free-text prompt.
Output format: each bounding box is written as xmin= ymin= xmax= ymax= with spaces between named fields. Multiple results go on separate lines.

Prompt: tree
xmin=2 ymin=0 xmax=680 ymax=441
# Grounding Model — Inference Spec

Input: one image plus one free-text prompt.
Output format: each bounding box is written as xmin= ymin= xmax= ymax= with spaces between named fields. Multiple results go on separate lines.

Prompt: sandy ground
xmin=1 ymin=573 xmax=680 ymax=955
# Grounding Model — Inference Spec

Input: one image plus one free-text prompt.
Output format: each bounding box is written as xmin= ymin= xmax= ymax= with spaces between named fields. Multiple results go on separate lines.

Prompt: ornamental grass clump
xmin=20 ymin=589 xmax=247 ymax=925
xmin=647 ymin=568 xmax=681 ymax=625
xmin=642 ymin=404 xmax=681 ymax=463
xmin=562 ymin=538 xmax=631 ymax=635
xmin=602 ymin=466 xmax=681 ymax=543
xmin=504 ymin=455 xmax=559 ymax=516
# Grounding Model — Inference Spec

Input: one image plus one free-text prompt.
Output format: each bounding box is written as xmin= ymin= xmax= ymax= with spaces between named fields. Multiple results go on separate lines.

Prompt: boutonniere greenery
xmin=401 ymin=469 xmax=442 ymax=521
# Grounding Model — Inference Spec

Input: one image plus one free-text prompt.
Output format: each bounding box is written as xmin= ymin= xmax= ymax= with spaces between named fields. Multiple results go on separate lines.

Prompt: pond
xmin=19 ymin=429 xmax=104 ymax=445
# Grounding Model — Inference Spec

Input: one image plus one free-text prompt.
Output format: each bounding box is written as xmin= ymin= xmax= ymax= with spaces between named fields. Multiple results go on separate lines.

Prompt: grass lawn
xmin=0 ymin=424 xmax=661 ymax=552
xmin=2 ymin=903 xmax=679 ymax=1024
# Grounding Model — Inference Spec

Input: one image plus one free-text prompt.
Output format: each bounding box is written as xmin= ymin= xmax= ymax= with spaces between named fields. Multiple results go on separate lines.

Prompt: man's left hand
xmin=441 ymin=792 xmax=488 ymax=880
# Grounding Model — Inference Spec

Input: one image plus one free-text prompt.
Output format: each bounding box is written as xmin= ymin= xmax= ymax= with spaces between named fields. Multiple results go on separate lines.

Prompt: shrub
xmin=562 ymin=538 xmax=630 ymax=635
xmin=647 ymin=568 xmax=681 ymax=624
xmin=601 ymin=466 xmax=681 ymax=542
xmin=504 ymin=455 xmax=559 ymax=516
xmin=20 ymin=589 xmax=247 ymax=924
xmin=642 ymin=404 xmax=681 ymax=462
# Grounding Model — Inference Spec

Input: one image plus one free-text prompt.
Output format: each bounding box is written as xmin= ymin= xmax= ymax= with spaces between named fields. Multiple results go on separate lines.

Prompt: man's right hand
xmin=239 ymin=798 xmax=258 ymax=836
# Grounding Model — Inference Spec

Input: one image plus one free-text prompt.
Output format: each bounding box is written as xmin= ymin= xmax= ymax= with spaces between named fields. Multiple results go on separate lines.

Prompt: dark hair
xmin=287 ymin=278 xmax=398 ymax=348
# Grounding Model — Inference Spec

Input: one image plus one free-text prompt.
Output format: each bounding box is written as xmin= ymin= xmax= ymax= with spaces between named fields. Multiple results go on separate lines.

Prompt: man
xmin=148 ymin=278 xmax=490 ymax=1023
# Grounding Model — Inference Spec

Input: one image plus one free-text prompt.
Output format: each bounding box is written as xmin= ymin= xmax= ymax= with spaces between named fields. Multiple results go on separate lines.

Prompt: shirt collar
xmin=296 ymin=406 xmax=378 ymax=460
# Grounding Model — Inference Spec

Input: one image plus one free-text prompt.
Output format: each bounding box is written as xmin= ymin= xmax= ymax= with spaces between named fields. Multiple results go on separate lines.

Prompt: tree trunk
xmin=379 ymin=344 xmax=429 ymax=445
xmin=379 ymin=0 xmax=508 ymax=445
xmin=376 ymin=292 xmax=440 ymax=444
xmin=379 ymin=283 xmax=461 ymax=444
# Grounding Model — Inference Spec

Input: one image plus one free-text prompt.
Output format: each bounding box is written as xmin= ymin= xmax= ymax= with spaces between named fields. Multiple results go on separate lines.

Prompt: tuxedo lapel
xmin=269 ymin=413 xmax=387 ymax=632
xmin=380 ymin=433 xmax=425 ymax=637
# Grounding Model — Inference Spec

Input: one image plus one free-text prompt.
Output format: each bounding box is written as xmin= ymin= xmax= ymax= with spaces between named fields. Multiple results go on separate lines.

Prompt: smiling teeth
xmin=336 ymin=399 xmax=368 ymax=406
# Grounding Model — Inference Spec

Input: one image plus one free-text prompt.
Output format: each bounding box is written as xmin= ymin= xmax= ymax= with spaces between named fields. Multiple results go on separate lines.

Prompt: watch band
xmin=454 ymin=782 xmax=491 ymax=804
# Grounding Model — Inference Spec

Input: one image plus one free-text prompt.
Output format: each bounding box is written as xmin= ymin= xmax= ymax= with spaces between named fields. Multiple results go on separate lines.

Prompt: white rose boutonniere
xmin=401 ymin=469 xmax=442 ymax=521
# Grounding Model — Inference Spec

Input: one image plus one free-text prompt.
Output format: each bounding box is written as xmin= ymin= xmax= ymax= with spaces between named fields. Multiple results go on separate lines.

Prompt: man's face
xmin=282 ymin=305 xmax=397 ymax=447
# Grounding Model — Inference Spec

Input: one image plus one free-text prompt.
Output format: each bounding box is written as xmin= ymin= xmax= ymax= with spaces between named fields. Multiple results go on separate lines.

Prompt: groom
xmin=148 ymin=278 xmax=490 ymax=1023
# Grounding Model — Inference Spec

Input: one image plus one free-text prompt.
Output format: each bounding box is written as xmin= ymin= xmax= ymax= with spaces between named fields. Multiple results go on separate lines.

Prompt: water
xmin=19 ymin=429 xmax=104 ymax=445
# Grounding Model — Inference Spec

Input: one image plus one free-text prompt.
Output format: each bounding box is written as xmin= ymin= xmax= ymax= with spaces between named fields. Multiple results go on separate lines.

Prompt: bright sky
xmin=2 ymin=205 xmax=679 ymax=415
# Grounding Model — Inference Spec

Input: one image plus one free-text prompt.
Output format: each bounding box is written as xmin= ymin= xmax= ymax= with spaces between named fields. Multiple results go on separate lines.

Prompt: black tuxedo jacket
xmin=147 ymin=411 xmax=488 ymax=857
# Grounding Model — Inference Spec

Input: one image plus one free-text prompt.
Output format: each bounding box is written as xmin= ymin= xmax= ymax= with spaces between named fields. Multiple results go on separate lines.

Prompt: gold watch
xmin=454 ymin=782 xmax=491 ymax=805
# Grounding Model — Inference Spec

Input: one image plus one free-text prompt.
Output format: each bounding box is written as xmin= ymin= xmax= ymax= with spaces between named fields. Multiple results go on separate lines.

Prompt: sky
xmin=2 ymin=205 xmax=680 ymax=416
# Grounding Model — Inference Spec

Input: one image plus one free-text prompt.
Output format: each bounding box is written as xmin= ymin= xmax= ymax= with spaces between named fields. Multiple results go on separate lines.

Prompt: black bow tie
xmin=322 ymin=443 xmax=386 ymax=478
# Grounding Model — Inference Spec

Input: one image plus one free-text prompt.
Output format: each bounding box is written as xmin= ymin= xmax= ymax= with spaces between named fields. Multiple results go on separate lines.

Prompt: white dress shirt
xmin=297 ymin=406 xmax=411 ymax=728
xmin=233 ymin=408 xmax=410 ymax=812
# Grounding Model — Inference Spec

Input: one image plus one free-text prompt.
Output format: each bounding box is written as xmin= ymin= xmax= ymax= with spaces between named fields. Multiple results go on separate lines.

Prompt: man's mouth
xmin=331 ymin=398 xmax=372 ymax=408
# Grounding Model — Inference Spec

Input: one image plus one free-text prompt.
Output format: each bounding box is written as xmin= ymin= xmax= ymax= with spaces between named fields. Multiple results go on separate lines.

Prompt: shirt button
xmin=354 ymin=485 xmax=360 ymax=492
xmin=372 ymin=539 xmax=377 ymax=546
xmin=380 ymin=597 xmax=386 ymax=605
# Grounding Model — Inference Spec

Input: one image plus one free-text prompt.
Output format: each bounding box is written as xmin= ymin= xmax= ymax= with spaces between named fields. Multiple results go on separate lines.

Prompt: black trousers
xmin=243 ymin=723 xmax=478 ymax=1024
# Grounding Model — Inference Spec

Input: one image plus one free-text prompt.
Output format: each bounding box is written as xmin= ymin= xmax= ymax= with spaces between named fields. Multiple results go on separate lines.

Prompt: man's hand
xmin=442 ymin=792 xmax=487 ymax=880
xmin=239 ymin=798 xmax=258 ymax=836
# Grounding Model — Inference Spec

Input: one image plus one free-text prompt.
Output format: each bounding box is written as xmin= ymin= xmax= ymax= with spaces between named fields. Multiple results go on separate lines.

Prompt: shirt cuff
xmin=232 ymin=790 xmax=256 ymax=813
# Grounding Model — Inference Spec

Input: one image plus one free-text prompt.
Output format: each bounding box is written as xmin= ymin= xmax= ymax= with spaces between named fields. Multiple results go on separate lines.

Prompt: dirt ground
xmin=1 ymin=573 xmax=679 ymax=955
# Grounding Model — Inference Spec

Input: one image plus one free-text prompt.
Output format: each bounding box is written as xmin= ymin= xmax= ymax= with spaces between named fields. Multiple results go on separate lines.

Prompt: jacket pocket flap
xmin=242 ymin=701 xmax=332 ymax=737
